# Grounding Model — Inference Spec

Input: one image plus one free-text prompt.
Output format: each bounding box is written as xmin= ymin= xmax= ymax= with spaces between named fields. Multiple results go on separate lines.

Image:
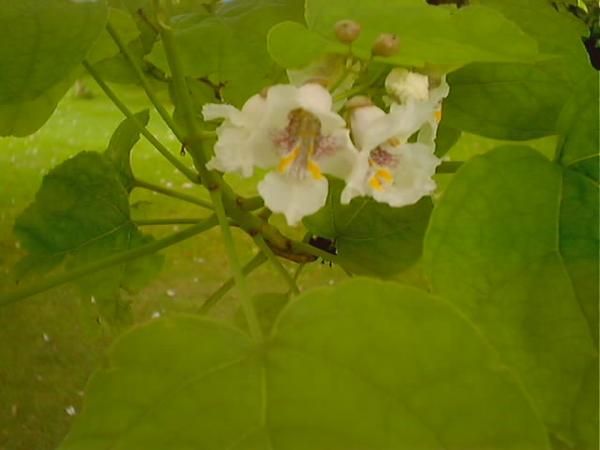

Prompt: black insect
xmin=308 ymin=236 xmax=337 ymax=267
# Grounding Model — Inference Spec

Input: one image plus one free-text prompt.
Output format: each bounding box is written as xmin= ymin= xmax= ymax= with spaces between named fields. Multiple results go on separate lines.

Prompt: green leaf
xmin=556 ymin=73 xmax=599 ymax=182
xmin=443 ymin=62 xmax=573 ymax=140
xmin=443 ymin=0 xmax=594 ymax=140
xmin=268 ymin=0 xmax=540 ymax=70
xmin=60 ymin=279 xmax=550 ymax=450
xmin=424 ymin=146 xmax=598 ymax=446
xmin=0 ymin=76 xmax=74 ymax=137
xmin=148 ymin=0 xmax=304 ymax=106
xmin=304 ymin=180 xmax=432 ymax=277
xmin=234 ymin=292 xmax=290 ymax=335
xmin=434 ymin=121 xmax=461 ymax=156
xmin=104 ymin=110 xmax=150 ymax=192
xmin=0 ymin=0 xmax=107 ymax=104
xmin=86 ymin=7 xmax=141 ymax=65
xmin=14 ymin=151 xmax=163 ymax=320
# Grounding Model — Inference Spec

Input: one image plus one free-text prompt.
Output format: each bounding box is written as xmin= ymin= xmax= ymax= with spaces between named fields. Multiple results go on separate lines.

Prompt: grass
xmin=0 ymin=78 xmax=556 ymax=450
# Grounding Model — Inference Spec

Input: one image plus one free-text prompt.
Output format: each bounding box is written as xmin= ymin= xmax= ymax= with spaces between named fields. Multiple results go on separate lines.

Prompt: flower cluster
xmin=203 ymin=67 xmax=449 ymax=225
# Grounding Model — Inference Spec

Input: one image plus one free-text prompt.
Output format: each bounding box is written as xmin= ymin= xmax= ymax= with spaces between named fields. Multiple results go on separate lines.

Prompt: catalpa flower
xmin=385 ymin=68 xmax=450 ymax=146
xmin=204 ymin=83 xmax=356 ymax=225
xmin=341 ymin=100 xmax=441 ymax=207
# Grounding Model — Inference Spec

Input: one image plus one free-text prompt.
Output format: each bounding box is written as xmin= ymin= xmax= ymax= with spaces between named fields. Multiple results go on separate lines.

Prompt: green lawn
xmin=0 ymin=79 xmax=555 ymax=450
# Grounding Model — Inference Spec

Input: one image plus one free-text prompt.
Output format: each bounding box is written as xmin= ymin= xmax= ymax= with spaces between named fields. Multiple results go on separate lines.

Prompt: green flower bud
xmin=334 ymin=19 xmax=362 ymax=44
xmin=371 ymin=33 xmax=400 ymax=57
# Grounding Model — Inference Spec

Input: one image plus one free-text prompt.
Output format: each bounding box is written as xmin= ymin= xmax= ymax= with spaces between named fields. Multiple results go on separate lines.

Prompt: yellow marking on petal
xmin=277 ymin=146 xmax=300 ymax=173
xmin=434 ymin=109 xmax=442 ymax=122
xmin=369 ymin=176 xmax=383 ymax=191
xmin=376 ymin=168 xmax=394 ymax=183
xmin=307 ymin=159 xmax=324 ymax=180
xmin=387 ymin=137 xmax=401 ymax=147
xmin=369 ymin=168 xmax=394 ymax=192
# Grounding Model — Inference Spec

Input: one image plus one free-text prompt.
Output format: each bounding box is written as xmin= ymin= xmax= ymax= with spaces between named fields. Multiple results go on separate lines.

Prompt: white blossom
xmin=204 ymin=83 xmax=357 ymax=225
xmin=342 ymin=103 xmax=441 ymax=207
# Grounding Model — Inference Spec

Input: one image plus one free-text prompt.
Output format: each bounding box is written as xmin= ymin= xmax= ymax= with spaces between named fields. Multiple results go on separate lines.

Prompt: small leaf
xmin=424 ymin=146 xmax=598 ymax=445
xmin=60 ymin=279 xmax=550 ymax=450
xmin=304 ymin=180 xmax=432 ymax=277
xmin=104 ymin=109 xmax=150 ymax=192
xmin=14 ymin=151 xmax=163 ymax=321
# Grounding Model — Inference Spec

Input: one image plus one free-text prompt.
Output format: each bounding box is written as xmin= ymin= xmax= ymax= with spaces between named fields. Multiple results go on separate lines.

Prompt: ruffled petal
xmin=385 ymin=68 xmax=429 ymax=103
xmin=258 ymin=171 xmax=329 ymax=225
xmin=373 ymin=143 xmax=440 ymax=207
xmin=316 ymin=128 xmax=358 ymax=179
xmin=351 ymin=102 xmax=430 ymax=152
xmin=350 ymin=105 xmax=387 ymax=151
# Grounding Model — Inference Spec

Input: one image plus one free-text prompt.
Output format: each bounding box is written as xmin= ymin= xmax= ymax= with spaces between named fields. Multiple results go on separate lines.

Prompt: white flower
xmin=203 ymin=83 xmax=357 ymax=225
xmin=385 ymin=68 xmax=429 ymax=103
xmin=342 ymin=103 xmax=441 ymax=207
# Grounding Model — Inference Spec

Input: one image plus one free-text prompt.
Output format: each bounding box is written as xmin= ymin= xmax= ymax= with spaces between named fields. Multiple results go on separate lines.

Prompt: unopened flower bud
xmin=334 ymin=20 xmax=362 ymax=44
xmin=346 ymin=96 xmax=373 ymax=110
xmin=372 ymin=33 xmax=400 ymax=57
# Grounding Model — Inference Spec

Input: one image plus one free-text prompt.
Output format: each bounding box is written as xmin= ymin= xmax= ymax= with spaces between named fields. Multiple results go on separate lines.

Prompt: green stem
xmin=134 ymin=179 xmax=213 ymax=210
xmin=106 ymin=22 xmax=186 ymax=143
xmin=329 ymin=57 xmax=356 ymax=93
xmin=254 ymin=235 xmax=299 ymax=295
xmin=436 ymin=161 xmax=464 ymax=173
xmin=199 ymin=252 xmax=267 ymax=314
xmin=134 ymin=217 xmax=207 ymax=226
xmin=0 ymin=217 xmax=217 ymax=307
xmin=292 ymin=263 xmax=305 ymax=283
xmin=82 ymin=60 xmax=198 ymax=182
xmin=211 ymin=191 xmax=263 ymax=341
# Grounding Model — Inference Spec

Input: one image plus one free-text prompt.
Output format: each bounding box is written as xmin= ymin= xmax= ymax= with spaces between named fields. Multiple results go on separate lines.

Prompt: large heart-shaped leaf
xmin=148 ymin=0 xmax=304 ymax=106
xmin=59 ymin=279 xmax=550 ymax=449
xmin=268 ymin=0 xmax=540 ymax=70
xmin=0 ymin=0 xmax=108 ymax=135
xmin=442 ymin=0 xmax=593 ymax=140
xmin=424 ymin=146 xmax=598 ymax=446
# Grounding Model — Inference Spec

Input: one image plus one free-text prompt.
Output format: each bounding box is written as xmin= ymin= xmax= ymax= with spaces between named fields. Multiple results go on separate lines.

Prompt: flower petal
xmin=258 ymin=171 xmax=328 ymax=225
xmin=340 ymin=151 xmax=371 ymax=204
xmin=317 ymin=128 xmax=358 ymax=179
xmin=385 ymin=68 xmax=429 ymax=103
xmin=374 ymin=143 xmax=440 ymax=207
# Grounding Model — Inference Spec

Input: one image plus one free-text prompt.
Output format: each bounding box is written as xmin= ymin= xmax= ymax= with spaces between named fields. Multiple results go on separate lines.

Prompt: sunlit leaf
xmin=424 ymin=146 xmax=598 ymax=446
xmin=268 ymin=0 xmax=540 ymax=71
xmin=234 ymin=292 xmax=289 ymax=335
xmin=60 ymin=279 xmax=550 ymax=450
